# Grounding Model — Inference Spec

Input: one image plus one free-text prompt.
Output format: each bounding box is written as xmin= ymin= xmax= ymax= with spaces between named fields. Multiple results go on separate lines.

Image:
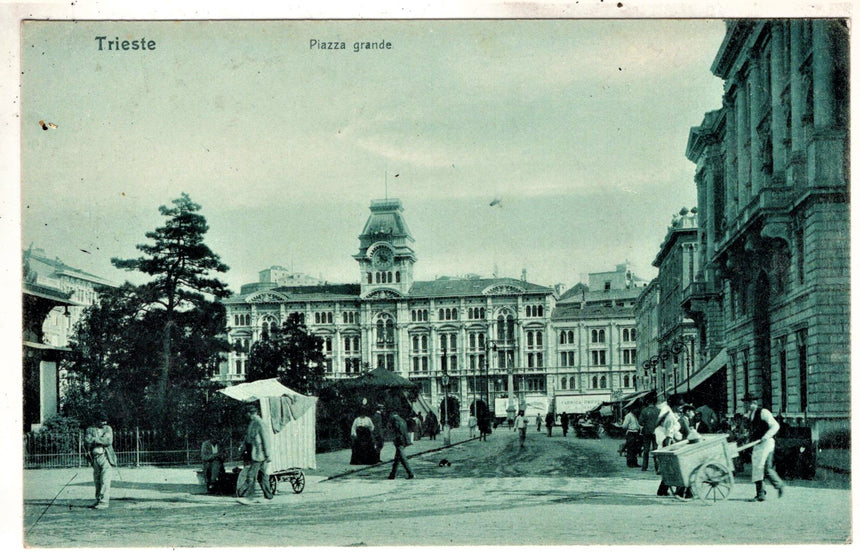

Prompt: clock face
xmin=372 ymin=247 xmax=393 ymax=269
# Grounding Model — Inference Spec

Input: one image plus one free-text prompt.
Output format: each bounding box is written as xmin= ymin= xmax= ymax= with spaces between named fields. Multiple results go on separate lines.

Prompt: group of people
xmin=511 ymin=410 xmax=571 ymax=447
xmin=618 ymin=392 xmax=786 ymax=502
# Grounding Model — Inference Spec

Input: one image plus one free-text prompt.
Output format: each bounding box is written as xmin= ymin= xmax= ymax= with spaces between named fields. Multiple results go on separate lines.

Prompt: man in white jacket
xmin=653 ymin=396 xmax=682 ymax=497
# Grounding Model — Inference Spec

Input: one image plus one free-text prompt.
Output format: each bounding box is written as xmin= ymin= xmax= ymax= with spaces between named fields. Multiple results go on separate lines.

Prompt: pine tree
xmin=111 ymin=193 xmax=230 ymax=433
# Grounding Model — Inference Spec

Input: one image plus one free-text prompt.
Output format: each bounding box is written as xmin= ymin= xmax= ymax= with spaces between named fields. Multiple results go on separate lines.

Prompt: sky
xmin=20 ymin=19 xmax=728 ymax=293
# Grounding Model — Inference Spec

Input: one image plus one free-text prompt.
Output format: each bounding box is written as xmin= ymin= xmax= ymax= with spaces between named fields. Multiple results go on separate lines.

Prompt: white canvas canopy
xmin=219 ymin=378 xmax=317 ymax=470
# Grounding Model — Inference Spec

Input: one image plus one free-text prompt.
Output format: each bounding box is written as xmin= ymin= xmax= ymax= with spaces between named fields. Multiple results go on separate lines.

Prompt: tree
xmin=109 ymin=193 xmax=230 ymax=433
xmin=246 ymin=312 xmax=326 ymax=395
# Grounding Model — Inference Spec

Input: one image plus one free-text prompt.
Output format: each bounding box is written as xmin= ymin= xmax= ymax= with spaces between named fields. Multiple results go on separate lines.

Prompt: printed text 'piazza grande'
xmin=310 ymin=39 xmax=393 ymax=53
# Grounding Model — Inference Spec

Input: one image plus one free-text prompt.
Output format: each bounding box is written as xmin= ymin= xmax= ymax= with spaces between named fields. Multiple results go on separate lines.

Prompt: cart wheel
xmin=290 ymin=471 xmax=305 ymax=494
xmin=690 ymin=462 xmax=733 ymax=502
xmin=268 ymin=474 xmax=278 ymax=495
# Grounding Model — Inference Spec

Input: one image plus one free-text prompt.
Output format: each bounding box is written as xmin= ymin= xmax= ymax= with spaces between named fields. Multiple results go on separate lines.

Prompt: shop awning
xmin=685 ymin=348 xmax=729 ymax=391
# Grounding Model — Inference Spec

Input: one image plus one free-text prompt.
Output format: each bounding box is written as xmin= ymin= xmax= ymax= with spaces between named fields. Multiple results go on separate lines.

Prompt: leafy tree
xmin=106 ymin=193 xmax=230 ymax=433
xmin=246 ymin=312 xmax=326 ymax=395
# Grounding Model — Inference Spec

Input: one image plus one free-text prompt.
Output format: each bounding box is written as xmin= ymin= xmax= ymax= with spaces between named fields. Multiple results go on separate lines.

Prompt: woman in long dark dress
xmin=350 ymin=412 xmax=378 ymax=465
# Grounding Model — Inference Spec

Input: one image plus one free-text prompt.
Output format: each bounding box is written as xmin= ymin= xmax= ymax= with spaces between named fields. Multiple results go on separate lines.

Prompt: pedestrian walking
xmin=743 ymin=393 xmax=786 ymax=501
xmin=560 ymin=412 xmax=570 ymax=437
xmin=478 ymin=412 xmax=492 ymax=441
xmin=83 ymin=414 xmax=117 ymax=510
xmin=387 ymin=411 xmax=415 ymax=479
xmin=371 ymin=404 xmax=385 ymax=454
xmin=236 ymin=402 xmax=274 ymax=504
xmin=424 ymin=410 xmax=440 ymax=440
xmin=535 ymin=413 xmax=542 ymax=432
xmin=514 ymin=410 xmax=528 ymax=448
xmin=468 ymin=413 xmax=478 ymax=438
xmin=620 ymin=407 xmax=642 ymax=468
xmin=638 ymin=395 xmax=659 ymax=472
xmin=545 ymin=411 xmax=555 ymax=437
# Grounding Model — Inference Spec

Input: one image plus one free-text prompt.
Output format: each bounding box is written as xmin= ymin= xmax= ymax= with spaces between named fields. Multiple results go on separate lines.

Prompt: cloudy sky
xmin=21 ymin=19 xmax=727 ymax=293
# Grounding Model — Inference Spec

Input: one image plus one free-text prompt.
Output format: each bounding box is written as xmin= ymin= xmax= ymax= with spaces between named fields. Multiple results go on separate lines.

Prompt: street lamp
xmin=441 ymin=345 xmax=451 ymax=446
xmin=441 ymin=371 xmax=450 ymax=446
xmin=671 ymin=337 xmax=694 ymax=395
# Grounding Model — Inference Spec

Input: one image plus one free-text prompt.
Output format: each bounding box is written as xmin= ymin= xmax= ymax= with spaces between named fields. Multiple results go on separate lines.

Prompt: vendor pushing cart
xmin=652 ymin=434 xmax=760 ymax=502
xmin=219 ymin=378 xmax=317 ymax=495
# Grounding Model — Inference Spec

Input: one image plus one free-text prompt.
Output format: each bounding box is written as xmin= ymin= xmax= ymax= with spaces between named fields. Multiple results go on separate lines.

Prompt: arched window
xmin=440 ymin=334 xmax=448 ymax=351
xmin=526 ymin=305 xmax=532 ymax=317
xmin=538 ymin=305 xmax=544 ymax=317
xmin=560 ymin=332 xmax=566 ymax=345
xmin=527 ymin=332 xmax=534 ymax=348
xmin=439 ymin=308 xmax=445 ymax=321
xmin=592 ymin=376 xmax=598 ymax=389
xmin=561 ymin=377 xmax=567 ymax=390
xmin=591 ymin=329 xmax=598 ymax=343
xmin=478 ymin=333 xmax=485 ymax=349
xmin=450 ymin=334 xmax=457 ymax=351
xmin=367 ymin=273 xmax=372 ymax=284
xmin=411 ymin=310 xmax=416 ymax=322
xmin=631 ymin=329 xmax=636 ymax=341
xmin=599 ymin=376 xmax=607 ymax=389
xmin=536 ymin=331 xmax=543 ymax=348
xmin=412 ymin=335 xmax=419 ymax=352
xmin=421 ymin=335 xmax=428 ymax=351
xmin=375 ymin=272 xmax=381 ymax=284
xmin=387 ymin=271 xmax=392 ymax=282
xmin=567 ymin=330 xmax=574 ymax=343
xmin=624 ymin=375 xmax=630 ymax=387
xmin=469 ymin=333 xmax=476 ymax=349
xmin=396 ymin=271 xmax=401 ymax=283
xmin=497 ymin=315 xmax=505 ymax=341
xmin=452 ymin=308 xmax=458 ymax=320
xmin=599 ymin=329 xmax=606 ymax=343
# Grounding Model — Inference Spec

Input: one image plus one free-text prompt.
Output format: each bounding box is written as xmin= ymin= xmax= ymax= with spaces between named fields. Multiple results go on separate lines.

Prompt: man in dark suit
xmin=638 ymin=395 xmax=660 ymax=472
xmin=387 ymin=411 xmax=415 ymax=480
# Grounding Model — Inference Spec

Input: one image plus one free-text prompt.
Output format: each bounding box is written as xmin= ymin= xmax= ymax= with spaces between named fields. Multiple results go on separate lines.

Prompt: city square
xmin=13 ymin=11 xmax=851 ymax=549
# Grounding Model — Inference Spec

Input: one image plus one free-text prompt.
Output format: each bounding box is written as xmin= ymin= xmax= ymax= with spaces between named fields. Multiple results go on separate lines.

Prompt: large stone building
xmin=22 ymin=247 xmax=115 ymax=430
xmin=636 ymin=209 xmax=713 ymax=408
xmin=551 ymin=264 xmax=647 ymax=413
xmin=222 ymin=198 xmax=643 ymax=422
xmin=680 ymin=20 xmax=849 ymax=440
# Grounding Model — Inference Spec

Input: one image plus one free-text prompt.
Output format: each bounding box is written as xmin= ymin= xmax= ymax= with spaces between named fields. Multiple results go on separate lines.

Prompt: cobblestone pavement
xmin=21 ymin=428 xmax=851 ymax=547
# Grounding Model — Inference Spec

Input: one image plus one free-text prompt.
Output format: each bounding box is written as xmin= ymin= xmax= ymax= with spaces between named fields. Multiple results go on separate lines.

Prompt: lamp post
xmin=671 ymin=337 xmax=694 ymax=396
xmin=441 ymin=344 xmax=450 ymax=445
xmin=659 ymin=350 xmax=670 ymax=396
xmin=441 ymin=371 xmax=450 ymax=446
xmin=484 ymin=338 xmax=497 ymax=421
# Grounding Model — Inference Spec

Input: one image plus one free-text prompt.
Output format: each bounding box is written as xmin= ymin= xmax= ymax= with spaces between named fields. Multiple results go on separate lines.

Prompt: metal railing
xmin=23 ymin=428 xmax=236 ymax=469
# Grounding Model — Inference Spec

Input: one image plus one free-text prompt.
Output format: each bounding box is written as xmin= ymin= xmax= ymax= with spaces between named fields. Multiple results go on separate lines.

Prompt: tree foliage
xmin=246 ymin=312 xmax=326 ymax=395
xmin=62 ymin=193 xmax=231 ymax=436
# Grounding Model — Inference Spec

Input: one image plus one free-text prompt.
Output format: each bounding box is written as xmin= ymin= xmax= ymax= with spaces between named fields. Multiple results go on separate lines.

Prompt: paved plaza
xmin=22 ymin=427 xmax=851 ymax=547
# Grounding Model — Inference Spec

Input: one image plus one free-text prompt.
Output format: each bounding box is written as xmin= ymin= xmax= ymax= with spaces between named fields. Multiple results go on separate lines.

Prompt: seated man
xmin=201 ymin=435 xmax=225 ymax=493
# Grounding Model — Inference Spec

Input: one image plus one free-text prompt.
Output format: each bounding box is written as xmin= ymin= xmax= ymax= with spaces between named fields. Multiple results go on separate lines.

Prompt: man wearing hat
xmin=742 ymin=393 xmax=786 ymax=501
xmin=83 ymin=414 xmax=118 ymax=509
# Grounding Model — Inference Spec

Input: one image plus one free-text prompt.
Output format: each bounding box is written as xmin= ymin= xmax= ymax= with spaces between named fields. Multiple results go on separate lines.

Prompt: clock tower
xmin=354 ymin=198 xmax=416 ymax=297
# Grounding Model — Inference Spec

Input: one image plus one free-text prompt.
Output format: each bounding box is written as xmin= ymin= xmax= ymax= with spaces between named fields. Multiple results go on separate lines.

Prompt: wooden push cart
xmin=651 ymin=434 xmax=758 ymax=502
xmin=219 ymin=378 xmax=317 ymax=496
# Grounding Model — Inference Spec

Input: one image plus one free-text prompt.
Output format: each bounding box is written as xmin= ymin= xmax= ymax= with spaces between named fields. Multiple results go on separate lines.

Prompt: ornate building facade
xmin=22 ymin=247 xmax=115 ymax=430
xmin=222 ymin=198 xmax=642 ymax=423
xmin=681 ymin=20 xmax=849 ymax=440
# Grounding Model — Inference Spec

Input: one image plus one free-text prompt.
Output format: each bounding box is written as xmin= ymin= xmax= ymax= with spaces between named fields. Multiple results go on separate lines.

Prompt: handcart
xmin=652 ymin=434 xmax=758 ymax=502
xmin=219 ymin=378 xmax=317 ymax=495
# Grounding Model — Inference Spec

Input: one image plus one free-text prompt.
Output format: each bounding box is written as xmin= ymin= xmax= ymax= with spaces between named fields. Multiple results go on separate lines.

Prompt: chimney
xmin=521 ymin=269 xmax=527 ymax=282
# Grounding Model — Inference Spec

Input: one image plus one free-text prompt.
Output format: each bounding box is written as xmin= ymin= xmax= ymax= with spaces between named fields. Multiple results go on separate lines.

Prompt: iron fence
xmin=23 ymin=428 xmax=236 ymax=469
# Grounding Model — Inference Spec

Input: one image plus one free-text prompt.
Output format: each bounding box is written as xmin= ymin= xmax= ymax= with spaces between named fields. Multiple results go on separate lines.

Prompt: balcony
xmin=680 ymin=280 xmax=716 ymax=318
